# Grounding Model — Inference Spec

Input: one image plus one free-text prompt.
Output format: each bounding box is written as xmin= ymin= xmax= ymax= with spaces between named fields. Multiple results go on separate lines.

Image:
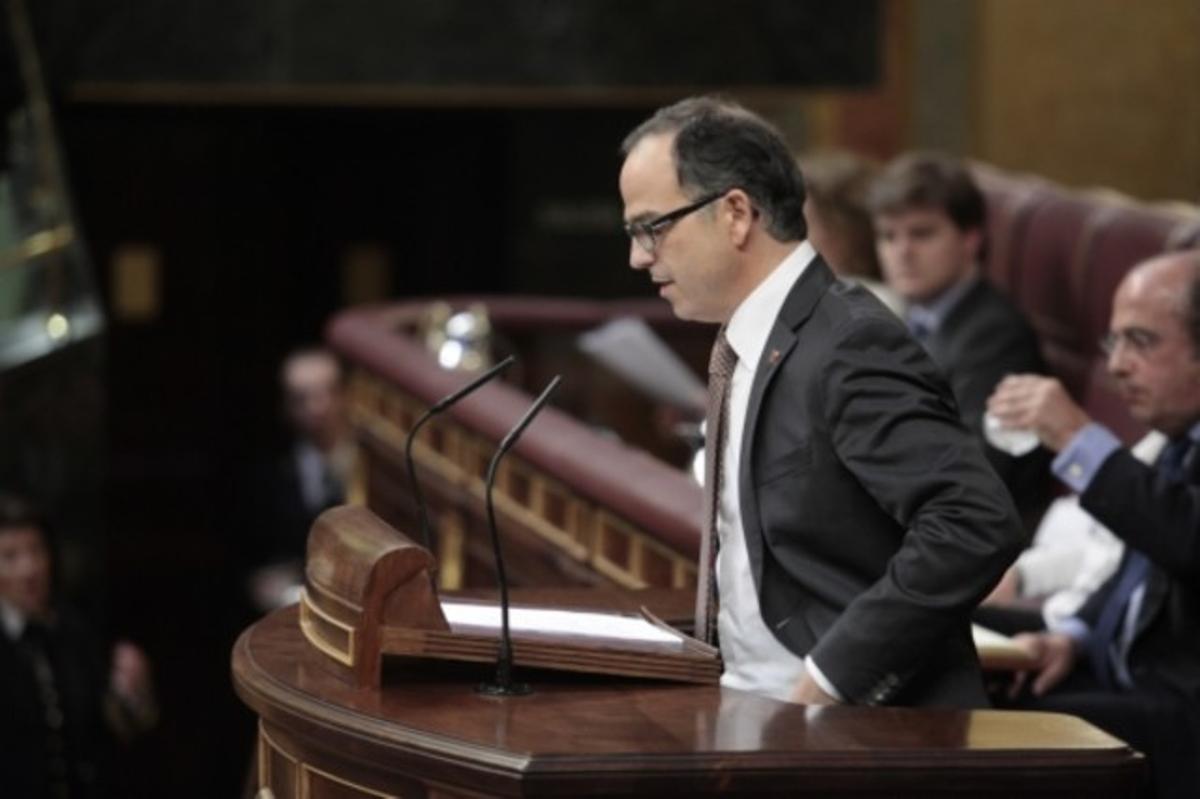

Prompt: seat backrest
xmin=976 ymin=166 xmax=1200 ymax=445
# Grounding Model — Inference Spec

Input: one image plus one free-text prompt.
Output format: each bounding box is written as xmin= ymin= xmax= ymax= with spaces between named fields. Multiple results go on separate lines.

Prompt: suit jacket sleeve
xmin=1079 ymin=448 xmax=1200 ymax=581
xmin=806 ymin=315 xmax=1026 ymax=701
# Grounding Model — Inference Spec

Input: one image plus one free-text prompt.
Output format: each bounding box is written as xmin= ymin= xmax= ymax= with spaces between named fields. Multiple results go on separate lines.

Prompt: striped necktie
xmin=695 ymin=329 xmax=737 ymax=645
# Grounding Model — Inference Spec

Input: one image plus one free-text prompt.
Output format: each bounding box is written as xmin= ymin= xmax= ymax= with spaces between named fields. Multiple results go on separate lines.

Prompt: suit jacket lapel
xmin=1135 ymin=566 xmax=1169 ymax=640
xmin=1135 ymin=440 xmax=1200 ymax=639
xmin=739 ymin=257 xmax=835 ymax=590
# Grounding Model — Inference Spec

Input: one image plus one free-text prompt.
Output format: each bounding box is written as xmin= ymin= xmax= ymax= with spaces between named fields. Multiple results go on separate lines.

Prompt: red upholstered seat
xmin=975 ymin=167 xmax=1050 ymax=295
xmin=1011 ymin=195 xmax=1097 ymax=398
xmin=1072 ymin=204 xmax=1180 ymax=356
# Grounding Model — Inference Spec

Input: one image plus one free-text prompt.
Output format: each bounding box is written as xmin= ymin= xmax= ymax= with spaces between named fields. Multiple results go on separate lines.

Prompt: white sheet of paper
xmin=972 ymin=623 xmax=1020 ymax=652
xmin=578 ymin=316 xmax=705 ymax=411
xmin=442 ymin=601 xmax=682 ymax=646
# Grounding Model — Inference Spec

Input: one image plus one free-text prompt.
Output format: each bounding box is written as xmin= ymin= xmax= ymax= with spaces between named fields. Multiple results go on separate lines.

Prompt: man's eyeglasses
xmin=1099 ymin=328 xmax=1162 ymax=357
xmin=624 ymin=190 xmax=727 ymax=256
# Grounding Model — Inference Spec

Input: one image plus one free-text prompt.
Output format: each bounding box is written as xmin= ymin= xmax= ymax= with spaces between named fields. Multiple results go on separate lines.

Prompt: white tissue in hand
xmin=984 ymin=412 xmax=1039 ymax=456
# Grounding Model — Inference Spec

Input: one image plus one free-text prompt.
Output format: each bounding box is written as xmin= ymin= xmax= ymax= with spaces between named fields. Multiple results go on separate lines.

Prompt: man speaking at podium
xmin=618 ymin=97 xmax=1023 ymax=707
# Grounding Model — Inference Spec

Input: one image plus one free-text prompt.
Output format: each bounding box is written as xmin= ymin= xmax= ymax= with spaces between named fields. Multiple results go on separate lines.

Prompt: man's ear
xmin=723 ymin=189 xmax=756 ymax=248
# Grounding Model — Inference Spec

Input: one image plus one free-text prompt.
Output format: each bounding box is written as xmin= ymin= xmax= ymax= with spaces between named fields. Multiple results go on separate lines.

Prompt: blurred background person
xmin=868 ymin=151 xmax=1050 ymax=523
xmin=244 ymin=347 xmax=356 ymax=612
xmin=800 ymin=149 xmax=903 ymax=316
xmin=0 ymin=491 xmax=157 ymax=799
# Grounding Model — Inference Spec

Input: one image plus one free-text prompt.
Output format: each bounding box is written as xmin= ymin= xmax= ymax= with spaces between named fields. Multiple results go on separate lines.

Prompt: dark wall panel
xmin=34 ymin=1 xmax=879 ymax=88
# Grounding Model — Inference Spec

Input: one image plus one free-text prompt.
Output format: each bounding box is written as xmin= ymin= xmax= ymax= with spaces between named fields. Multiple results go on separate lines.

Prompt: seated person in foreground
xmin=868 ymin=152 xmax=1049 ymax=521
xmin=0 ymin=491 xmax=157 ymax=798
xmin=987 ymin=250 xmax=1200 ymax=799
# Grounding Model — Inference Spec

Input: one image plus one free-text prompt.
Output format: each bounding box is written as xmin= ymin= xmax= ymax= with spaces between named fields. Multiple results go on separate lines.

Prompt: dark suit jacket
xmin=1077 ymin=444 xmax=1200 ymax=703
xmin=919 ymin=278 xmax=1049 ymax=519
xmin=740 ymin=258 xmax=1025 ymax=707
xmin=0 ymin=607 xmax=109 ymax=798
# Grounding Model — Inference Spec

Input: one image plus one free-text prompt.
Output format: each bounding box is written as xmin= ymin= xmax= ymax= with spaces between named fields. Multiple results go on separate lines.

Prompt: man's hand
xmin=111 ymin=642 xmax=154 ymax=705
xmin=108 ymin=640 xmax=159 ymax=736
xmin=987 ymin=375 xmax=1091 ymax=453
xmin=1009 ymin=632 xmax=1077 ymax=699
xmin=789 ymin=672 xmax=838 ymax=706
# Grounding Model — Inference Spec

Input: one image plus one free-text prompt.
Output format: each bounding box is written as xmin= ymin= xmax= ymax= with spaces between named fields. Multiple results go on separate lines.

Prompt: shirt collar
xmin=726 ymin=240 xmax=816 ymax=367
xmin=906 ymin=272 xmax=978 ymax=335
xmin=0 ymin=597 xmax=25 ymax=641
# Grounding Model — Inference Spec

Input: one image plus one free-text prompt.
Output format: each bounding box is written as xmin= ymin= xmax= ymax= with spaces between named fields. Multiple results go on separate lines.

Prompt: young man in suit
xmin=618 ymin=97 xmax=1023 ymax=707
xmin=989 ymin=250 xmax=1200 ymax=799
xmin=868 ymin=153 xmax=1048 ymax=521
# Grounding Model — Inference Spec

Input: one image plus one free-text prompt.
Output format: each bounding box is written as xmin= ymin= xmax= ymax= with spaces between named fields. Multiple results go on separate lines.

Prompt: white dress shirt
xmin=0 ymin=597 xmax=27 ymax=641
xmin=716 ymin=240 xmax=841 ymax=702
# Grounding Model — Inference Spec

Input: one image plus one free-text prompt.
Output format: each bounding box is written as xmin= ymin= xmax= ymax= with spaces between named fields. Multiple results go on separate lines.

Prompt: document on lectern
xmin=381 ymin=597 xmax=722 ymax=684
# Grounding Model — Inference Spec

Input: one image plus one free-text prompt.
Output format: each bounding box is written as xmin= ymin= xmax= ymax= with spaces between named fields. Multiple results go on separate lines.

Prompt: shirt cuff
xmin=1051 ymin=423 xmax=1122 ymax=494
xmin=805 ymin=655 xmax=845 ymax=702
xmin=1048 ymin=616 xmax=1091 ymax=650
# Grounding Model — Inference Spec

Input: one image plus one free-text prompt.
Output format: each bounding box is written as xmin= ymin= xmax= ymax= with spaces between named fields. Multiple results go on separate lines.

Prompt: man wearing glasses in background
xmin=618 ymin=96 xmax=1023 ymax=708
xmin=988 ymin=250 xmax=1200 ymax=799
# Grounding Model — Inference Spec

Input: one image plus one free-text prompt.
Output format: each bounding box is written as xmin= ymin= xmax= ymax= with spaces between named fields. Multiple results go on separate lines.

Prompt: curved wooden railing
xmin=327 ymin=297 xmax=710 ymax=595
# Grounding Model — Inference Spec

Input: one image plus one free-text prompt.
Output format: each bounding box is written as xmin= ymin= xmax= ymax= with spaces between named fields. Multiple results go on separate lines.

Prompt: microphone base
xmin=475 ymin=680 xmax=533 ymax=697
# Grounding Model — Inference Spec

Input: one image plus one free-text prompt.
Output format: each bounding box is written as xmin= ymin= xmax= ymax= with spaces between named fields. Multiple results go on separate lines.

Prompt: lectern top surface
xmin=235 ymin=607 xmax=1130 ymax=763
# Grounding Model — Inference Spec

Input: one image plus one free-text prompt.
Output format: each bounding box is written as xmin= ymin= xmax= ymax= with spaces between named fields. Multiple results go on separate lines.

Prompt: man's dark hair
xmin=866 ymin=151 xmax=987 ymax=234
xmin=0 ymin=491 xmax=47 ymax=538
xmin=801 ymin=150 xmax=883 ymax=280
xmin=621 ymin=96 xmax=807 ymax=242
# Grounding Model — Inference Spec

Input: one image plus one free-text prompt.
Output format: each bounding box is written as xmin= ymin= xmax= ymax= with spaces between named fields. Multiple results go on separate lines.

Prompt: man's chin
xmin=665 ymin=300 xmax=705 ymax=323
xmin=658 ymin=289 xmax=689 ymax=319
xmin=14 ymin=594 xmax=50 ymax=618
xmin=659 ymin=292 xmax=722 ymax=324
xmin=896 ymin=284 xmax=937 ymax=305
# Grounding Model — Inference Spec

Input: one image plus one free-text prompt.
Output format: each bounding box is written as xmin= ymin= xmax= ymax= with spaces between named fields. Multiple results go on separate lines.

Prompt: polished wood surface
xmin=234 ymin=607 xmax=1143 ymax=798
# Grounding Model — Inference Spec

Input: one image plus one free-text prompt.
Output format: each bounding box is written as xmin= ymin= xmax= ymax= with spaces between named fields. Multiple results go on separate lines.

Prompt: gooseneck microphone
xmin=477 ymin=374 xmax=563 ymax=697
xmin=405 ymin=354 xmax=517 ymax=552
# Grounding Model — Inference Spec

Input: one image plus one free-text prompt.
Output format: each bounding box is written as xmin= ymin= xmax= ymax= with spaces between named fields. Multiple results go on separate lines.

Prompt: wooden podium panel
xmin=233 ymin=607 xmax=1143 ymax=798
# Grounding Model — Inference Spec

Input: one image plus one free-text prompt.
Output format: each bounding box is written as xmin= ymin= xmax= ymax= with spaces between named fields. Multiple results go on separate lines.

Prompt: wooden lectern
xmin=232 ymin=506 xmax=1144 ymax=798
xmin=235 ymin=604 xmax=1143 ymax=798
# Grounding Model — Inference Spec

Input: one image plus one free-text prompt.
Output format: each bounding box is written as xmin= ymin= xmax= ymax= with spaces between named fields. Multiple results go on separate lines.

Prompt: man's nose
xmin=629 ymin=239 xmax=654 ymax=270
xmin=1106 ymin=342 xmax=1131 ymax=376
